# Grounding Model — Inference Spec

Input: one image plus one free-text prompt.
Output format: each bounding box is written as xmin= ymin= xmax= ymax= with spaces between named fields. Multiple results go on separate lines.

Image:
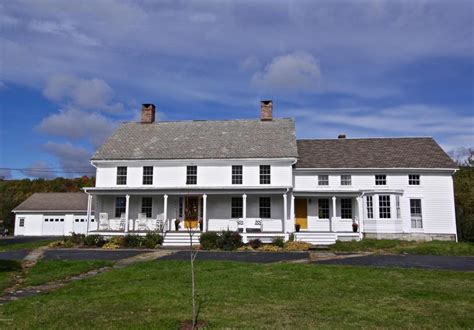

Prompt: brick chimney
xmin=141 ymin=104 xmax=156 ymax=123
xmin=260 ymin=100 xmax=273 ymax=121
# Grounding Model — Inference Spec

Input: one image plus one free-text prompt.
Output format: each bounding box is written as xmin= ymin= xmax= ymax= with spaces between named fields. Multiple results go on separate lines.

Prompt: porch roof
xmin=83 ymin=186 xmax=291 ymax=195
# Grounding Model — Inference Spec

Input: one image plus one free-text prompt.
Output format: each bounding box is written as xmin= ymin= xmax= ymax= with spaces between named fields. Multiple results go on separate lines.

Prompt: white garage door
xmin=42 ymin=216 xmax=66 ymax=236
xmin=73 ymin=216 xmax=88 ymax=234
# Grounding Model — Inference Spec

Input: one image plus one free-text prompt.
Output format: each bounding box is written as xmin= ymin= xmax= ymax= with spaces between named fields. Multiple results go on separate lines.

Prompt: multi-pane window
xmin=186 ymin=166 xmax=197 ymax=185
xmin=410 ymin=199 xmax=423 ymax=228
xmin=115 ymin=197 xmax=126 ymax=217
xmin=341 ymin=198 xmax=352 ymax=219
xmin=318 ymin=175 xmax=329 ymax=186
xmin=141 ymin=197 xmax=153 ymax=218
xmin=409 ymin=174 xmax=420 ymax=185
xmin=19 ymin=218 xmax=25 ymax=227
xmin=260 ymin=165 xmax=271 ymax=184
xmin=379 ymin=195 xmax=391 ymax=219
xmin=375 ymin=174 xmax=386 ymax=185
xmin=318 ymin=199 xmax=330 ymax=219
xmin=232 ymin=165 xmax=243 ymax=185
xmin=142 ymin=166 xmax=153 ymax=185
xmin=231 ymin=197 xmax=243 ymax=218
xmin=396 ymin=195 xmax=401 ymax=219
xmin=366 ymin=196 xmax=374 ymax=219
xmin=341 ymin=175 xmax=352 ymax=186
xmin=116 ymin=166 xmax=127 ymax=185
xmin=259 ymin=197 xmax=271 ymax=218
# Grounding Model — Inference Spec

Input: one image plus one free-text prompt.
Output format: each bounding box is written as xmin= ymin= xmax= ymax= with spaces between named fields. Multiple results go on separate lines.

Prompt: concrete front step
xmin=163 ymin=232 xmax=201 ymax=247
xmin=294 ymin=232 xmax=337 ymax=245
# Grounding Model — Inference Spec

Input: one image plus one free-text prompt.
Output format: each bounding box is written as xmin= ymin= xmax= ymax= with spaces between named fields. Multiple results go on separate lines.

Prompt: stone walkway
xmin=0 ymin=249 xmax=175 ymax=304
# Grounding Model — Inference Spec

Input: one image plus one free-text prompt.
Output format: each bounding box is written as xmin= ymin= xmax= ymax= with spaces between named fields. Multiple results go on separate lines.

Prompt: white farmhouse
xmin=82 ymin=101 xmax=457 ymax=245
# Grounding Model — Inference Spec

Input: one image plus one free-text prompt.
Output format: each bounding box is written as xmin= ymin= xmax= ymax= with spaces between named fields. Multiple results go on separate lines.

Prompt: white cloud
xmin=21 ymin=161 xmax=56 ymax=179
xmin=43 ymin=141 xmax=94 ymax=177
xmin=0 ymin=169 xmax=12 ymax=179
xmin=28 ymin=19 xmax=100 ymax=47
xmin=251 ymin=52 xmax=321 ymax=92
xmin=36 ymin=108 xmax=118 ymax=148
xmin=43 ymin=74 xmax=123 ymax=113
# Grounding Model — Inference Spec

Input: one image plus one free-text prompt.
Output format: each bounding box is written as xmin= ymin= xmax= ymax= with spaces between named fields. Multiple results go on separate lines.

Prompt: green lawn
xmin=0 ymin=239 xmax=60 ymax=252
xmin=330 ymin=239 xmax=474 ymax=256
xmin=1 ymin=260 xmax=473 ymax=328
xmin=0 ymin=260 xmax=22 ymax=291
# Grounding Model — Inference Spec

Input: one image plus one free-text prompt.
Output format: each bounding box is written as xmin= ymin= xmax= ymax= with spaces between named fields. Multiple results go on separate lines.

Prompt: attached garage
xmin=13 ymin=193 xmax=97 ymax=236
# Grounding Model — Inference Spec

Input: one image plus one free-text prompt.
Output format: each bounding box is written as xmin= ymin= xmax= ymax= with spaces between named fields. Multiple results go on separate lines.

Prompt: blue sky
xmin=0 ymin=0 xmax=473 ymax=179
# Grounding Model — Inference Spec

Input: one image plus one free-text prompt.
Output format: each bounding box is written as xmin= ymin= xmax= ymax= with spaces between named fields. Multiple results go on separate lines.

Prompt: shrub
xmin=123 ymin=235 xmax=144 ymax=248
xmin=288 ymin=233 xmax=295 ymax=242
xmin=248 ymin=239 xmax=263 ymax=249
xmin=109 ymin=236 xmax=125 ymax=246
xmin=67 ymin=233 xmax=86 ymax=245
xmin=284 ymin=241 xmax=312 ymax=251
xmin=102 ymin=242 xmax=120 ymax=250
xmin=237 ymin=245 xmax=254 ymax=251
xmin=272 ymin=237 xmax=285 ymax=248
xmin=143 ymin=232 xmax=163 ymax=249
xmin=258 ymin=244 xmax=282 ymax=252
xmin=217 ymin=230 xmax=243 ymax=251
xmin=200 ymin=232 xmax=220 ymax=250
xmin=84 ymin=235 xmax=107 ymax=247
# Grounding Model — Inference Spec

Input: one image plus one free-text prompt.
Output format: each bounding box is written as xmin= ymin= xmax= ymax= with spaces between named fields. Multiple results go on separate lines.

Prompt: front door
xmin=295 ymin=198 xmax=308 ymax=230
xmin=184 ymin=196 xmax=199 ymax=229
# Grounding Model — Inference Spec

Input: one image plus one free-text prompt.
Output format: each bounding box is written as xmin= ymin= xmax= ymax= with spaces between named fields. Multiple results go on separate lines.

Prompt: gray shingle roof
xmin=13 ymin=193 xmax=93 ymax=212
xmin=296 ymin=137 xmax=456 ymax=169
xmin=92 ymin=119 xmax=298 ymax=160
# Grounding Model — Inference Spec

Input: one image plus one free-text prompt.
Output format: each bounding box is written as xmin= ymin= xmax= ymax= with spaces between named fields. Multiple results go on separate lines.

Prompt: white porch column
xmin=125 ymin=194 xmax=130 ymax=233
xmin=331 ymin=196 xmax=337 ymax=232
xmin=283 ymin=193 xmax=288 ymax=240
xmin=290 ymin=194 xmax=295 ymax=231
xmin=242 ymin=193 xmax=247 ymax=233
xmin=85 ymin=193 xmax=92 ymax=235
xmin=202 ymin=194 xmax=207 ymax=232
xmin=163 ymin=194 xmax=168 ymax=231
xmin=357 ymin=196 xmax=364 ymax=239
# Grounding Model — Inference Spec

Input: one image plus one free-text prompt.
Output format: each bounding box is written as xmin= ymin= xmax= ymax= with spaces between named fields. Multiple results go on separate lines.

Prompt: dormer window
xmin=186 ymin=166 xmax=197 ymax=185
xmin=116 ymin=167 xmax=127 ymax=185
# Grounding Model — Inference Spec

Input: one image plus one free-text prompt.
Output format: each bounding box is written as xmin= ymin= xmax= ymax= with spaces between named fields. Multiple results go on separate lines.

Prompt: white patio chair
xmin=99 ymin=213 xmax=109 ymax=230
xmin=137 ymin=213 xmax=148 ymax=231
xmin=119 ymin=213 xmax=126 ymax=231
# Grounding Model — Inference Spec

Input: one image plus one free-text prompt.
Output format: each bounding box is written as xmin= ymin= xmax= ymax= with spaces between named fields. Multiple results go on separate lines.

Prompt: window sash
xmin=341 ymin=175 xmax=352 ymax=186
xmin=232 ymin=165 xmax=243 ymax=185
xmin=141 ymin=197 xmax=153 ymax=218
xmin=375 ymin=174 xmax=386 ymax=185
xmin=116 ymin=167 xmax=127 ymax=185
xmin=341 ymin=198 xmax=352 ymax=219
xmin=259 ymin=197 xmax=271 ymax=218
xmin=410 ymin=199 xmax=423 ymax=229
xmin=259 ymin=165 xmax=271 ymax=184
xmin=186 ymin=166 xmax=197 ymax=185
xmin=115 ymin=197 xmax=126 ymax=218
xmin=19 ymin=218 xmax=25 ymax=227
xmin=409 ymin=174 xmax=420 ymax=185
xmin=318 ymin=175 xmax=329 ymax=186
xmin=379 ymin=195 xmax=391 ymax=219
xmin=318 ymin=199 xmax=330 ymax=219
xmin=231 ymin=197 xmax=243 ymax=218
xmin=396 ymin=196 xmax=401 ymax=219
xmin=142 ymin=166 xmax=153 ymax=185
xmin=366 ymin=196 xmax=374 ymax=219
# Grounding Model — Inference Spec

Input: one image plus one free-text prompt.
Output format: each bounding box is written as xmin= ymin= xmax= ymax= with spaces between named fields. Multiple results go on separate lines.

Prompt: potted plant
xmin=352 ymin=222 xmax=359 ymax=233
xmin=295 ymin=224 xmax=301 ymax=232
xmin=175 ymin=219 xmax=181 ymax=231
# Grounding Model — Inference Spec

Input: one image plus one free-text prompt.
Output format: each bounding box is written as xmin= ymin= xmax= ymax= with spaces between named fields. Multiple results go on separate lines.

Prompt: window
xmin=186 ymin=166 xmax=197 ymax=185
xmin=375 ymin=174 xmax=386 ymax=185
xmin=409 ymin=174 xmax=420 ymax=185
xmin=231 ymin=197 xmax=243 ymax=218
xmin=410 ymin=199 xmax=423 ymax=228
xmin=260 ymin=165 xmax=271 ymax=184
xmin=19 ymin=218 xmax=25 ymax=227
xmin=318 ymin=175 xmax=329 ymax=186
xmin=115 ymin=197 xmax=126 ymax=218
xmin=366 ymin=196 xmax=374 ymax=219
xmin=341 ymin=175 xmax=352 ymax=186
xmin=141 ymin=197 xmax=153 ymax=218
xmin=379 ymin=195 xmax=391 ymax=218
xmin=318 ymin=199 xmax=330 ymax=219
xmin=116 ymin=166 xmax=127 ymax=185
xmin=341 ymin=198 xmax=352 ymax=219
xmin=259 ymin=197 xmax=271 ymax=218
xmin=143 ymin=166 xmax=153 ymax=185
xmin=396 ymin=196 xmax=401 ymax=219
xmin=232 ymin=165 xmax=243 ymax=185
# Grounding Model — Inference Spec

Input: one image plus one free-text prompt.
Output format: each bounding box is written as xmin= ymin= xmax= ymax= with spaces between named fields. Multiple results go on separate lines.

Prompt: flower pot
xmin=175 ymin=221 xmax=180 ymax=231
xmin=295 ymin=224 xmax=301 ymax=232
xmin=352 ymin=224 xmax=359 ymax=233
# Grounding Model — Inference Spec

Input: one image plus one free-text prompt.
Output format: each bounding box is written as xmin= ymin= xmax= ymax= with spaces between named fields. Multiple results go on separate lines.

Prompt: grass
xmin=0 ymin=239 xmax=60 ymax=252
xmin=21 ymin=260 xmax=113 ymax=287
xmin=0 ymin=260 xmax=22 ymax=291
xmin=330 ymin=239 xmax=474 ymax=256
xmin=1 ymin=260 xmax=473 ymax=328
